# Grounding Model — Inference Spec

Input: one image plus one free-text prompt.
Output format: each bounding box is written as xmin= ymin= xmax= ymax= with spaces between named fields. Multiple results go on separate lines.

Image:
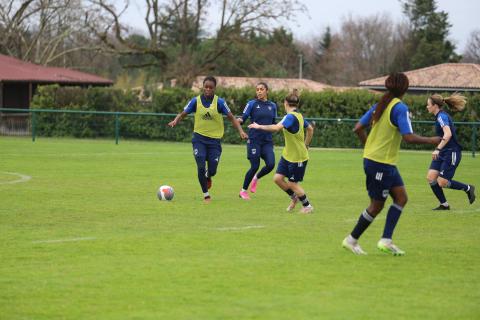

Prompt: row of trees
xmin=1 ymin=0 xmax=480 ymax=87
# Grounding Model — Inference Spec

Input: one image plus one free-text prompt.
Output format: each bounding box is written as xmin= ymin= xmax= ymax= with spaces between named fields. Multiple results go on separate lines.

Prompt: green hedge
xmin=30 ymin=85 xmax=480 ymax=150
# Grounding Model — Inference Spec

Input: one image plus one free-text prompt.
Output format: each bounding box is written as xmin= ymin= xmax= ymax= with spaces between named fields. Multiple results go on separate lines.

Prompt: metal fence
xmin=1 ymin=108 xmax=478 ymax=157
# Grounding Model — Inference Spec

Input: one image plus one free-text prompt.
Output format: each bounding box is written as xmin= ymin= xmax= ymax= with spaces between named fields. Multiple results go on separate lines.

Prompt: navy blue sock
xmin=430 ymin=181 xmax=447 ymax=203
xmin=448 ymin=180 xmax=469 ymax=191
xmin=351 ymin=209 xmax=374 ymax=240
xmin=382 ymin=204 xmax=403 ymax=239
xmin=197 ymin=167 xmax=208 ymax=193
xmin=242 ymin=158 xmax=260 ymax=190
xmin=285 ymin=189 xmax=295 ymax=198
xmin=298 ymin=194 xmax=310 ymax=207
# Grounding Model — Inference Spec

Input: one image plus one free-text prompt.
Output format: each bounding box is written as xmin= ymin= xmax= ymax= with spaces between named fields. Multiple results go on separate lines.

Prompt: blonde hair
xmin=430 ymin=93 xmax=467 ymax=112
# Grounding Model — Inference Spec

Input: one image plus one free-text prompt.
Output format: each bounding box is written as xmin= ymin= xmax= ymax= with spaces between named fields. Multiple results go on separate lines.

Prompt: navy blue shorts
xmin=429 ymin=149 xmax=461 ymax=180
xmin=192 ymin=133 xmax=222 ymax=165
xmin=247 ymin=140 xmax=274 ymax=160
xmin=276 ymin=156 xmax=308 ymax=182
xmin=364 ymin=158 xmax=404 ymax=201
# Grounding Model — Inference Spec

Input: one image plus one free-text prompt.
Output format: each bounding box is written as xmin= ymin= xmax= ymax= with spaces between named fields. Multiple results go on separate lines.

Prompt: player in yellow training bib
xmin=342 ymin=73 xmax=440 ymax=256
xmin=168 ymin=76 xmax=248 ymax=203
xmin=249 ymin=91 xmax=314 ymax=214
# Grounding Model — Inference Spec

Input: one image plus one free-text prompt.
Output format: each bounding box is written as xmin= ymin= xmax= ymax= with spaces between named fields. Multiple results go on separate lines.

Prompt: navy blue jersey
xmin=435 ymin=110 xmax=462 ymax=150
xmin=242 ymin=99 xmax=277 ymax=142
xmin=359 ymin=102 xmax=413 ymax=135
xmin=279 ymin=110 xmax=309 ymax=134
xmin=184 ymin=95 xmax=231 ymax=115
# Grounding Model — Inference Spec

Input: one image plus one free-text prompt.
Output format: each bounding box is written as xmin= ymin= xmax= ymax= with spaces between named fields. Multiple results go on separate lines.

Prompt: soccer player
xmin=248 ymin=91 xmax=314 ymax=213
xmin=426 ymin=93 xmax=475 ymax=210
xmin=168 ymin=76 xmax=248 ymax=203
xmin=237 ymin=82 xmax=277 ymax=200
xmin=342 ymin=73 xmax=441 ymax=256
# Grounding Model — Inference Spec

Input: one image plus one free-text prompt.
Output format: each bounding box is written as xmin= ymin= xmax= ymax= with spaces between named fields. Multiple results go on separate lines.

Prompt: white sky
xmin=120 ymin=0 xmax=479 ymax=52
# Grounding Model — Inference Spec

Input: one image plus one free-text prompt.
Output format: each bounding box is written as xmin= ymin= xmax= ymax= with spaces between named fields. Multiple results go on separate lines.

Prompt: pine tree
xmin=399 ymin=0 xmax=460 ymax=69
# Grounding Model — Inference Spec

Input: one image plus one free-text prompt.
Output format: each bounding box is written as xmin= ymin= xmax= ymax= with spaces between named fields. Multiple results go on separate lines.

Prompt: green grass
xmin=1 ymin=137 xmax=479 ymax=319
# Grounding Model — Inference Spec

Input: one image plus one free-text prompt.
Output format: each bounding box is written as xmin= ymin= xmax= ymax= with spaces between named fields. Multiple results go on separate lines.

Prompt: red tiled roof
xmin=0 ymin=54 xmax=113 ymax=85
xmin=191 ymin=76 xmax=349 ymax=92
xmin=359 ymin=63 xmax=480 ymax=90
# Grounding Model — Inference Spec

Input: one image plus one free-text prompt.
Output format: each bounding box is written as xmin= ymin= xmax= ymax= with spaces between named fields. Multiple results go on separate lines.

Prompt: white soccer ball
xmin=157 ymin=185 xmax=174 ymax=201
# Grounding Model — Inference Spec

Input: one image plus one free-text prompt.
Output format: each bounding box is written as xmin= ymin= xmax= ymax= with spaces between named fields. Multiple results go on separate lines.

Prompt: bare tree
xmin=0 ymin=0 xmax=97 ymax=65
xmin=335 ymin=14 xmax=398 ymax=85
xmin=463 ymin=29 xmax=480 ymax=63
xmin=86 ymin=0 xmax=305 ymax=86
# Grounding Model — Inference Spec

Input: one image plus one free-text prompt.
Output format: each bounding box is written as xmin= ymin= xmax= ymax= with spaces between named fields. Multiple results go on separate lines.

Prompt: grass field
xmin=1 ymin=137 xmax=479 ymax=319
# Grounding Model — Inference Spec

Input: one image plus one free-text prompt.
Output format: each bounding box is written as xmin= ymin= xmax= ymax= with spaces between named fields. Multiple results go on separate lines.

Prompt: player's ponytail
xmin=372 ymin=73 xmax=409 ymax=124
xmin=431 ymin=93 xmax=467 ymax=112
xmin=285 ymin=89 xmax=300 ymax=107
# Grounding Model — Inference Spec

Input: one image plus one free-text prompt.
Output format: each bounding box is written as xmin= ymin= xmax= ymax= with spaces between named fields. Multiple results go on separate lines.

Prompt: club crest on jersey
xmin=251 ymin=149 xmax=256 ymax=155
xmin=382 ymin=189 xmax=389 ymax=198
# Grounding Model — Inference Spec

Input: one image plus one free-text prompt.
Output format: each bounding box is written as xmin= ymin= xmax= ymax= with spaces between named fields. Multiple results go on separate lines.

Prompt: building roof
xmin=359 ymin=63 xmax=480 ymax=92
xmin=191 ymin=75 xmax=349 ymax=92
xmin=0 ymin=54 xmax=113 ymax=85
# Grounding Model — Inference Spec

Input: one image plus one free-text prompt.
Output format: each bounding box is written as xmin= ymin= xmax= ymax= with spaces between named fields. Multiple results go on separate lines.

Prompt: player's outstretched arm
xmin=227 ymin=113 xmax=248 ymax=139
xmin=403 ymin=134 xmax=441 ymax=145
xmin=168 ymin=111 xmax=187 ymax=127
xmin=353 ymin=121 xmax=368 ymax=145
xmin=248 ymin=122 xmax=284 ymax=132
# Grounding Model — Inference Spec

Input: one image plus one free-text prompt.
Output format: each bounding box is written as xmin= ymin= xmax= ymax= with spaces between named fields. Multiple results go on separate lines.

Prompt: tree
xmin=463 ymin=29 xmax=480 ymax=63
xmin=0 ymin=0 xmax=99 ymax=66
xmin=307 ymin=14 xmax=402 ymax=86
xmin=86 ymin=0 xmax=305 ymax=87
xmin=315 ymin=26 xmax=331 ymax=60
xmin=400 ymin=0 xmax=460 ymax=69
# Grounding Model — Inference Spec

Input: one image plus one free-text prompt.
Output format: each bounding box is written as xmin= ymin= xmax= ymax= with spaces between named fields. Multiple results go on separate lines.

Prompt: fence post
xmin=115 ymin=113 xmax=120 ymax=145
xmin=472 ymin=123 xmax=477 ymax=158
xmin=31 ymin=111 xmax=36 ymax=142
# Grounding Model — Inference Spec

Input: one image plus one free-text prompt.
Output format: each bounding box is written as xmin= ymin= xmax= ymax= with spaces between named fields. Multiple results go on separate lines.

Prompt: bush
xmin=30 ymin=85 xmax=480 ymax=150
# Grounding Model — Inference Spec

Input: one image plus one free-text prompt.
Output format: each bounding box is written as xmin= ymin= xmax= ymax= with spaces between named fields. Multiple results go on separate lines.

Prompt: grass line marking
xmin=215 ymin=225 xmax=265 ymax=231
xmin=0 ymin=172 xmax=32 ymax=185
xmin=32 ymin=237 xmax=96 ymax=244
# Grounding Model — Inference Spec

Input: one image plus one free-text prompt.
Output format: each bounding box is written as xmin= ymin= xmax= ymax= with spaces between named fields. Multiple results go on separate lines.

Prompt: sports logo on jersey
xmin=440 ymin=170 xmax=444 ymax=175
xmin=251 ymin=149 xmax=256 ymax=155
xmin=268 ymin=106 xmax=272 ymax=111
xmin=256 ymin=105 xmax=260 ymax=109
xmin=194 ymin=149 xmax=198 ymax=156
xmin=382 ymin=189 xmax=389 ymax=198
xmin=202 ymin=112 xmax=213 ymax=120
xmin=298 ymin=162 xmax=303 ymax=167
xmin=215 ymin=157 xmax=219 ymax=162
xmin=290 ymin=175 xmax=295 ymax=180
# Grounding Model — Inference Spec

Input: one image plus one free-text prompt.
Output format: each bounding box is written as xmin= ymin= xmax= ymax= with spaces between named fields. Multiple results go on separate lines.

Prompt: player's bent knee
xmin=273 ymin=174 xmax=283 ymax=185
xmin=437 ymin=178 xmax=449 ymax=188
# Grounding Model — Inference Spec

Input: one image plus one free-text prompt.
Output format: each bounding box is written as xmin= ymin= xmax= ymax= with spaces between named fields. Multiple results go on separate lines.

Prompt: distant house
xmin=0 ymin=54 xmax=113 ymax=109
xmin=190 ymin=76 xmax=351 ymax=92
xmin=359 ymin=63 xmax=480 ymax=93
